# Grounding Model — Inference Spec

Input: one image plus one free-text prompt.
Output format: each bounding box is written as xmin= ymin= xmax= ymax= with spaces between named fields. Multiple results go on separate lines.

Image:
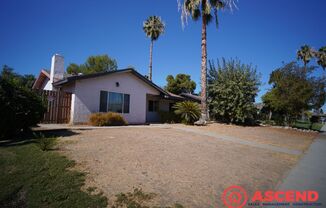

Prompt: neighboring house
xmin=33 ymin=54 xmax=200 ymax=124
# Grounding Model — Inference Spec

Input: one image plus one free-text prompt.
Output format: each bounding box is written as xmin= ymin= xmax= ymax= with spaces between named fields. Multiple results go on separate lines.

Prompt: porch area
xmin=145 ymin=94 xmax=181 ymax=123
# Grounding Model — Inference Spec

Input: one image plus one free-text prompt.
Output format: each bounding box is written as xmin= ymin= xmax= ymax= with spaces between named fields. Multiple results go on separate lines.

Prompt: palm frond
xmin=177 ymin=0 xmax=238 ymax=28
xmin=174 ymin=101 xmax=201 ymax=124
xmin=317 ymin=46 xmax=326 ymax=70
xmin=297 ymin=45 xmax=314 ymax=65
xmin=143 ymin=16 xmax=165 ymax=41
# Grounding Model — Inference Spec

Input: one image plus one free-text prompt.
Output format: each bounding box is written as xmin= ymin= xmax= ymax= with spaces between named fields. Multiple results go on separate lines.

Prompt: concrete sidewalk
xmin=321 ymin=123 xmax=326 ymax=132
xmin=278 ymin=132 xmax=326 ymax=206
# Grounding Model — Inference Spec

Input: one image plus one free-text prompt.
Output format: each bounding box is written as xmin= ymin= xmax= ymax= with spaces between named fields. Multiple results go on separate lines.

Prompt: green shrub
xmin=311 ymin=123 xmax=323 ymax=131
xmin=35 ymin=133 xmax=57 ymax=151
xmin=89 ymin=112 xmax=127 ymax=126
xmin=208 ymin=58 xmax=260 ymax=124
xmin=293 ymin=121 xmax=310 ymax=129
xmin=159 ymin=111 xmax=181 ymax=123
xmin=0 ymin=75 xmax=46 ymax=140
xmin=292 ymin=120 xmax=323 ymax=131
xmin=173 ymin=101 xmax=201 ymax=125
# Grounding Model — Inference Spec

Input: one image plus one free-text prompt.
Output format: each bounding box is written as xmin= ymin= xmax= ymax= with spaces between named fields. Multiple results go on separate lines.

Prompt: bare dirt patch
xmin=60 ymin=126 xmax=303 ymax=207
xmin=176 ymin=123 xmax=317 ymax=152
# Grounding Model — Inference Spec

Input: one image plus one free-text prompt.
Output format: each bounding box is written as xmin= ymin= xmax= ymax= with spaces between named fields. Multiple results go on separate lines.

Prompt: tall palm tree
xmin=297 ymin=45 xmax=314 ymax=73
xmin=317 ymin=46 xmax=326 ymax=70
xmin=143 ymin=16 xmax=165 ymax=81
xmin=177 ymin=0 xmax=237 ymax=123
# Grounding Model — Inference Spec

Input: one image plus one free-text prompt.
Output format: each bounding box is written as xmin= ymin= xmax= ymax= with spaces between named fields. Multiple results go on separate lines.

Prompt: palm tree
xmin=297 ymin=45 xmax=314 ymax=73
xmin=177 ymin=0 xmax=237 ymax=123
xmin=143 ymin=16 xmax=165 ymax=81
xmin=174 ymin=101 xmax=201 ymax=125
xmin=317 ymin=46 xmax=326 ymax=70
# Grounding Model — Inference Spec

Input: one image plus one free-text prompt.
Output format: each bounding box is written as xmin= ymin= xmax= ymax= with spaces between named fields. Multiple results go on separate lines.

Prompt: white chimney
xmin=50 ymin=54 xmax=64 ymax=84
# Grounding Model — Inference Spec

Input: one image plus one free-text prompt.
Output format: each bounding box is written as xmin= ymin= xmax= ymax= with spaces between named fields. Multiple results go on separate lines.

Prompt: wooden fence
xmin=37 ymin=90 xmax=72 ymax=124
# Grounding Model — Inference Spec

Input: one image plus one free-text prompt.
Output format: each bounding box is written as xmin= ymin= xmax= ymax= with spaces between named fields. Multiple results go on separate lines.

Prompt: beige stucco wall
xmin=68 ymin=72 xmax=160 ymax=124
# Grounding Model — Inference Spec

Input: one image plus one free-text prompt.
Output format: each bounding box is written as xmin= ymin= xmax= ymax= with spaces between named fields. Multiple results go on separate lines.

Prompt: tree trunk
xmin=148 ymin=39 xmax=154 ymax=81
xmin=268 ymin=110 xmax=272 ymax=120
xmin=200 ymin=5 xmax=208 ymax=121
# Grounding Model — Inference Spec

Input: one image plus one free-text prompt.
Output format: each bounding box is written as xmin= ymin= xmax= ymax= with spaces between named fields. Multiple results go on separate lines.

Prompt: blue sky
xmin=0 ymin=0 xmax=325 ymax=103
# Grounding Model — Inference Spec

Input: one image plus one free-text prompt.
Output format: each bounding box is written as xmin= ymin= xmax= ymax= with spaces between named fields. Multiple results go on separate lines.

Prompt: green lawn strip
xmin=0 ymin=141 xmax=107 ymax=208
xmin=293 ymin=121 xmax=323 ymax=131
xmin=311 ymin=123 xmax=323 ymax=131
xmin=293 ymin=121 xmax=310 ymax=129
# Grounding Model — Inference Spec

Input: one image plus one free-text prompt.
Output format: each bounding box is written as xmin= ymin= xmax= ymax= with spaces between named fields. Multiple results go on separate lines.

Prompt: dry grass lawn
xmin=57 ymin=124 xmax=316 ymax=207
xmin=179 ymin=123 xmax=317 ymax=151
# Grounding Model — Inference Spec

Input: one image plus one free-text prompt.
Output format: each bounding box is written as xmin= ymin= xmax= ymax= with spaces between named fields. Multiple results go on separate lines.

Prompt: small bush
xmin=173 ymin=101 xmax=201 ymax=125
xmin=89 ymin=112 xmax=127 ymax=126
xmin=35 ymin=133 xmax=57 ymax=151
xmin=292 ymin=120 xmax=323 ymax=131
xmin=311 ymin=123 xmax=323 ymax=131
xmin=89 ymin=113 xmax=108 ymax=126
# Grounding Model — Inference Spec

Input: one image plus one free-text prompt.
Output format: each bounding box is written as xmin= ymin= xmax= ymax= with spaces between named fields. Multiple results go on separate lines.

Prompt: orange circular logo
xmin=222 ymin=185 xmax=248 ymax=208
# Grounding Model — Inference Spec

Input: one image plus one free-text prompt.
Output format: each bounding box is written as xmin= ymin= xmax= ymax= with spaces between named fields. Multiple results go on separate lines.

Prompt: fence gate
xmin=38 ymin=90 xmax=72 ymax=124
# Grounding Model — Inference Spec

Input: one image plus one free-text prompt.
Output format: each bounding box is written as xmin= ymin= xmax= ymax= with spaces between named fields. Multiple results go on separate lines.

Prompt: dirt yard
xmin=58 ymin=124 xmax=317 ymax=207
xmin=179 ymin=123 xmax=317 ymax=151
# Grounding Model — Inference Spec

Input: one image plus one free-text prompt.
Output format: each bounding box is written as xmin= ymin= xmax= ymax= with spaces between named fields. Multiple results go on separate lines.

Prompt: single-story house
xmin=33 ymin=54 xmax=200 ymax=124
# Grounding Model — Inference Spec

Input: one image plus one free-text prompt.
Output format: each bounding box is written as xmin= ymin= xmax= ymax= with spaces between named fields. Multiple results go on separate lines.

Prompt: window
xmin=123 ymin=94 xmax=130 ymax=113
xmin=99 ymin=91 xmax=108 ymax=112
xmin=148 ymin=100 xmax=159 ymax=112
xmin=108 ymin=92 xmax=123 ymax=113
xmin=99 ymin=91 xmax=130 ymax=114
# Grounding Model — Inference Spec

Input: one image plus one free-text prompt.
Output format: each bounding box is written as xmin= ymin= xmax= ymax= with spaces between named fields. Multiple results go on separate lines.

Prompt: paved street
xmin=279 ymin=132 xmax=326 ymax=206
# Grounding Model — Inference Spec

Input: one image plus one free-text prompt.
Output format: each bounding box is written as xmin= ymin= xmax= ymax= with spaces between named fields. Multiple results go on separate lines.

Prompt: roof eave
xmin=52 ymin=68 xmax=169 ymax=96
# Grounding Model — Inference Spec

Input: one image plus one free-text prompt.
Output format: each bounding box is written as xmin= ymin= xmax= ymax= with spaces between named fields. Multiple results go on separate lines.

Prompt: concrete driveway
xmin=53 ymin=124 xmax=316 ymax=207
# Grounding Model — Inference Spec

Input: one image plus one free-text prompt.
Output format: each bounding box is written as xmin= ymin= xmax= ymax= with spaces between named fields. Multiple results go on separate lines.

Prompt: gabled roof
xmin=52 ymin=68 xmax=203 ymax=102
xmin=53 ymin=68 xmax=181 ymax=99
xmin=32 ymin=69 xmax=50 ymax=90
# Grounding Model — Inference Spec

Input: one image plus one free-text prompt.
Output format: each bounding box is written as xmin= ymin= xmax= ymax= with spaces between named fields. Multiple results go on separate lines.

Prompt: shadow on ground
xmin=0 ymin=129 xmax=80 ymax=147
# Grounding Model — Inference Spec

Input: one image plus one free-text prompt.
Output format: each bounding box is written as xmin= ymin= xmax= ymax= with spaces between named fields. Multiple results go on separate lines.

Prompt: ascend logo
xmin=222 ymin=185 xmax=320 ymax=208
xmin=251 ymin=190 xmax=318 ymax=203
